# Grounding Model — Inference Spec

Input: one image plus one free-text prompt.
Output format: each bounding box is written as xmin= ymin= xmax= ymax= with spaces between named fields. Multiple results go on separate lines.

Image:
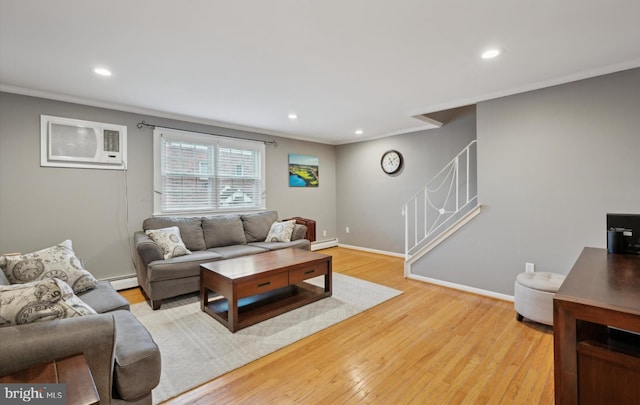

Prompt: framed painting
xmin=289 ymin=154 xmax=319 ymax=187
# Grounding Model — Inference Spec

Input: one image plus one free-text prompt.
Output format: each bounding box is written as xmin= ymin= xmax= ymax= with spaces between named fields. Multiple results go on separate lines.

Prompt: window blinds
xmin=153 ymin=128 xmax=265 ymax=214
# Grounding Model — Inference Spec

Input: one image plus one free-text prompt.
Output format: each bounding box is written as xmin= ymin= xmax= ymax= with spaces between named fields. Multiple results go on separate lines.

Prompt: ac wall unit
xmin=40 ymin=115 xmax=127 ymax=170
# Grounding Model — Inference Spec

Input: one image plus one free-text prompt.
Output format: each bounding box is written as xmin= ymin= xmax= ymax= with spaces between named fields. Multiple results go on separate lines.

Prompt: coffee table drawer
xmin=290 ymin=264 xmax=328 ymax=284
xmin=237 ymin=272 xmax=289 ymax=298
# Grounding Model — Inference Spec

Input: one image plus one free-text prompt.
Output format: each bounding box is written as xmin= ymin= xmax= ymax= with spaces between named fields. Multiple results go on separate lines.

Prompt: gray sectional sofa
xmin=134 ymin=210 xmax=311 ymax=309
xmin=0 ymin=279 xmax=161 ymax=405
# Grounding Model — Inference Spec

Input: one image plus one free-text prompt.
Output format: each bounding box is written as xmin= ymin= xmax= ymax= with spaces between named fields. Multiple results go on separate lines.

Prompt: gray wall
xmin=3 ymin=67 xmax=637 ymax=294
xmin=0 ymin=92 xmax=336 ymax=280
xmin=412 ymin=68 xmax=640 ymax=295
xmin=336 ymin=106 xmax=477 ymax=253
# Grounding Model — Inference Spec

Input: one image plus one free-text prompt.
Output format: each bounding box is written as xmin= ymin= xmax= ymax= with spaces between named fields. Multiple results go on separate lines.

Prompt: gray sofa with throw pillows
xmin=134 ymin=210 xmax=311 ymax=309
xmin=0 ymin=240 xmax=161 ymax=405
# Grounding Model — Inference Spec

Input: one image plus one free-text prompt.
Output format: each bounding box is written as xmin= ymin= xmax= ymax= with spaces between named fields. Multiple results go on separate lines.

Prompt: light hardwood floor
xmin=121 ymin=247 xmax=554 ymax=404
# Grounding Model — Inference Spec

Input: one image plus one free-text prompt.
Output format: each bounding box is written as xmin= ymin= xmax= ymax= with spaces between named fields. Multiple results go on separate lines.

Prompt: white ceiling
xmin=1 ymin=1 xmax=639 ymax=145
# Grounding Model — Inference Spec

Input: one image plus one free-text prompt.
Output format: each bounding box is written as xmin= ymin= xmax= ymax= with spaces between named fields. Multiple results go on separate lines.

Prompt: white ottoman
xmin=514 ymin=272 xmax=566 ymax=326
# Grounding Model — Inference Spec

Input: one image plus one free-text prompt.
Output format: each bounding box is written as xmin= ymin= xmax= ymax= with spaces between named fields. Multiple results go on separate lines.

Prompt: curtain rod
xmin=136 ymin=121 xmax=278 ymax=147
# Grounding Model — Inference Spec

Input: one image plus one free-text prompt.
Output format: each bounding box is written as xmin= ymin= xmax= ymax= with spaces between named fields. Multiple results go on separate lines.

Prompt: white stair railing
xmin=403 ymin=140 xmax=478 ymax=259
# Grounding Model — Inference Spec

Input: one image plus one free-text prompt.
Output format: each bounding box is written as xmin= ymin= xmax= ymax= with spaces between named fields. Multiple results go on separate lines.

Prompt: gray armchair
xmin=0 ymin=314 xmax=116 ymax=400
xmin=0 ymin=282 xmax=161 ymax=405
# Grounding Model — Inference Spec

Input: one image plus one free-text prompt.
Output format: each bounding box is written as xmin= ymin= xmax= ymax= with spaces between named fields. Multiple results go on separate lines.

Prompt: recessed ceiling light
xmin=288 ymin=113 xmax=298 ymax=120
xmin=93 ymin=67 xmax=112 ymax=76
xmin=481 ymin=49 xmax=501 ymax=59
xmin=355 ymin=129 xmax=363 ymax=135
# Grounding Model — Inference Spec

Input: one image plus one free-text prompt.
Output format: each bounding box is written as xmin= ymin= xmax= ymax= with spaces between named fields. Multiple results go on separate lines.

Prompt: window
xmin=153 ymin=128 xmax=265 ymax=214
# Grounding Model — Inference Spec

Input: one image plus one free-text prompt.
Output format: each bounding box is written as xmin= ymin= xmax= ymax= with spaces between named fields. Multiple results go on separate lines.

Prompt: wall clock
xmin=381 ymin=150 xmax=403 ymax=174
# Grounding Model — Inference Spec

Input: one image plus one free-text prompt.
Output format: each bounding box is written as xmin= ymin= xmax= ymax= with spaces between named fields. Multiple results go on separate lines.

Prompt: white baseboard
xmin=311 ymin=238 xmax=339 ymax=251
xmin=338 ymin=243 xmax=405 ymax=258
xmin=407 ymin=273 xmax=514 ymax=302
xmin=108 ymin=276 xmax=139 ymax=291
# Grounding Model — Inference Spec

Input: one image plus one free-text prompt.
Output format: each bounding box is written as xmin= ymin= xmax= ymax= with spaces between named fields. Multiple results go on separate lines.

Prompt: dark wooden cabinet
xmin=577 ymin=338 xmax=640 ymax=405
xmin=554 ymin=248 xmax=640 ymax=404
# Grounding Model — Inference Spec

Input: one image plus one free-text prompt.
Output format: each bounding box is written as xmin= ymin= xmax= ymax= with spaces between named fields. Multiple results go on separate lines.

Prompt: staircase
xmin=402 ymin=140 xmax=481 ymax=276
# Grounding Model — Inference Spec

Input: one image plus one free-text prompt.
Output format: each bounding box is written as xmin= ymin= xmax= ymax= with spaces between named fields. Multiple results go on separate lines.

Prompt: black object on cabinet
xmin=607 ymin=213 xmax=640 ymax=255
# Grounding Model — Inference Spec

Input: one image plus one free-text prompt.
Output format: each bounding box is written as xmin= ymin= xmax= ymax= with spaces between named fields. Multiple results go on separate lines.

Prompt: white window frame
xmin=153 ymin=127 xmax=266 ymax=215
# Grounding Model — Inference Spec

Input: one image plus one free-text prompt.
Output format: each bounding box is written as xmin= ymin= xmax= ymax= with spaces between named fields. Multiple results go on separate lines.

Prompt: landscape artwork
xmin=289 ymin=154 xmax=319 ymax=187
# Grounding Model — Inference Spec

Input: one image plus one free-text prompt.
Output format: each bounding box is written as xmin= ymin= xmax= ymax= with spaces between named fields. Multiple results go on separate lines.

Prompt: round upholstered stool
xmin=514 ymin=272 xmax=566 ymax=326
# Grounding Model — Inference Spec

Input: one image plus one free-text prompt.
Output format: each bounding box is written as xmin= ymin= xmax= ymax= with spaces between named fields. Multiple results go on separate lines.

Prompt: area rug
xmin=130 ymin=272 xmax=402 ymax=404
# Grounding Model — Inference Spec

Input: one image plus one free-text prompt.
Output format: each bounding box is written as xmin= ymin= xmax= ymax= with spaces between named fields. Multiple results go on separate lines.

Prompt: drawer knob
xmin=258 ymin=281 xmax=271 ymax=287
xmin=304 ymin=270 xmax=315 ymax=275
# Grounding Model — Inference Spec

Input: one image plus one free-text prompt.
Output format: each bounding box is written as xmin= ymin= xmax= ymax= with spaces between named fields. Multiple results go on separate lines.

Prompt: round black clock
xmin=381 ymin=150 xmax=403 ymax=174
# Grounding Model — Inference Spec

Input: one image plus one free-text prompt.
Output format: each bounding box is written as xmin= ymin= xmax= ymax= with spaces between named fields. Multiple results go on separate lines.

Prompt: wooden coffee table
xmin=200 ymin=248 xmax=332 ymax=332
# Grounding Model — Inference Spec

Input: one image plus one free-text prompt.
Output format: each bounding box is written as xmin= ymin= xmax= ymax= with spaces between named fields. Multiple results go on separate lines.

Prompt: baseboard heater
xmin=311 ymin=238 xmax=339 ymax=251
xmin=107 ymin=275 xmax=139 ymax=291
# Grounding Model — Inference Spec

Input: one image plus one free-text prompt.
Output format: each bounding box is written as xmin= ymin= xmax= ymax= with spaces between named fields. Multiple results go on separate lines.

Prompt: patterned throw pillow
xmin=0 ymin=240 xmax=98 ymax=294
xmin=264 ymin=220 xmax=296 ymax=242
xmin=0 ymin=278 xmax=96 ymax=327
xmin=145 ymin=226 xmax=192 ymax=259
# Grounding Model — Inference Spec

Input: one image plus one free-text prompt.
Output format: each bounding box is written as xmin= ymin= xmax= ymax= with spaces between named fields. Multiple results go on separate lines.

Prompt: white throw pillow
xmin=145 ymin=226 xmax=192 ymax=259
xmin=0 ymin=240 xmax=98 ymax=294
xmin=0 ymin=278 xmax=96 ymax=327
xmin=264 ymin=220 xmax=296 ymax=242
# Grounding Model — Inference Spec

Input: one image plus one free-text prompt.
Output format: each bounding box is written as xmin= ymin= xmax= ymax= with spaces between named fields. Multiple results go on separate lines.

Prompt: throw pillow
xmin=0 ymin=278 xmax=96 ymax=327
xmin=142 ymin=216 xmax=205 ymax=251
xmin=265 ymin=220 xmax=296 ymax=242
xmin=145 ymin=226 xmax=192 ymax=259
xmin=0 ymin=240 xmax=98 ymax=294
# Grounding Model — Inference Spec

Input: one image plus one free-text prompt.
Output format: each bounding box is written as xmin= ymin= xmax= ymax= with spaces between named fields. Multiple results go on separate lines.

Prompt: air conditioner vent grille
xmin=104 ymin=130 xmax=120 ymax=152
